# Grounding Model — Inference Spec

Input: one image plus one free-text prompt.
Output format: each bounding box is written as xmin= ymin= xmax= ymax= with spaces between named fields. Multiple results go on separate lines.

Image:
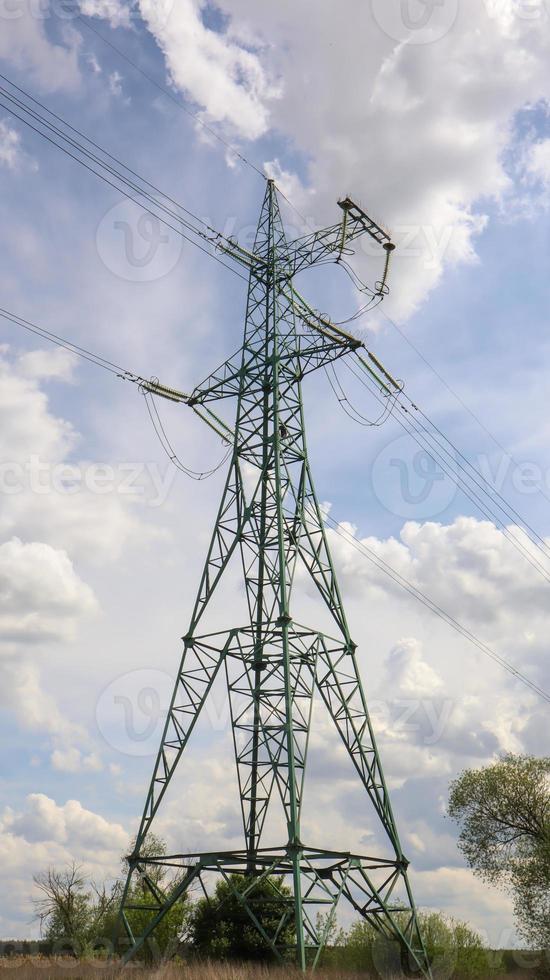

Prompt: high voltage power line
xmin=142 ymin=389 xmax=231 ymax=481
xmin=0 ymin=306 xmax=231 ymax=477
xmin=2 ymin=52 xmax=547 ymax=971
xmin=0 ymin=73 xmax=253 ymax=281
xmin=1 ymin=301 xmax=548 ymax=704
xmin=318 ymin=248 xmax=550 ymax=517
xmin=337 ymin=354 xmax=550 ymax=581
xmin=96 ymin=15 xmax=550 ymax=619
xmin=0 ymin=70 xmax=548 ymax=700
xmin=316 ymin=510 xmax=550 ymax=704
xmin=111 ymin=179 xmax=436 ymax=971
xmin=292 ymin=286 xmax=550 ymax=581
xmin=0 ymin=306 xmax=133 ymax=377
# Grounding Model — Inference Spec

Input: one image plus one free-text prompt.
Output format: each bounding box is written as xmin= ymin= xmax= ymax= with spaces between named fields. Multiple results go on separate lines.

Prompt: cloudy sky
xmin=1 ymin=0 xmax=550 ymax=950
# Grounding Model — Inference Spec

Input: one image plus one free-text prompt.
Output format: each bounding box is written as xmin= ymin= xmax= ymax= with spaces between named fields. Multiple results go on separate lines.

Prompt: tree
xmin=448 ymin=753 xmax=550 ymax=949
xmin=190 ymin=874 xmax=294 ymax=962
xmin=33 ymin=834 xmax=191 ymax=961
xmin=33 ymin=864 xmax=100 ymax=954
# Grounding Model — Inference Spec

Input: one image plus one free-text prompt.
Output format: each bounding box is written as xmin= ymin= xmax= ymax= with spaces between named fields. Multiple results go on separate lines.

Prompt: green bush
xmin=189 ymin=874 xmax=294 ymax=962
xmin=326 ymin=909 xmax=502 ymax=978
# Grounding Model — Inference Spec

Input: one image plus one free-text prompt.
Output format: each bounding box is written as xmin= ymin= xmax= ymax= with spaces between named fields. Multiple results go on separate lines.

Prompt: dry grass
xmin=0 ymin=962 xmax=396 ymax=980
xmin=0 ymin=961 xmax=370 ymax=980
xmin=0 ymin=960 xmax=541 ymax=980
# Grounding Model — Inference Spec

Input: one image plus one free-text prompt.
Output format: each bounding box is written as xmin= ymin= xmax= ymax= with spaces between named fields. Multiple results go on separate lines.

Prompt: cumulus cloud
xmin=16 ymin=348 xmax=77 ymax=382
xmin=108 ymin=69 xmax=125 ymax=99
xmin=250 ymin=0 xmax=550 ymax=318
xmin=0 ymin=346 xmax=77 ymax=464
xmin=79 ymin=0 xmax=133 ymax=29
xmin=0 ymin=346 xmax=154 ymax=561
xmin=137 ymin=0 xmax=280 ymax=141
xmin=372 ymin=638 xmax=514 ymax=774
xmin=50 ymin=747 xmax=103 ymax=772
xmin=0 ymin=8 xmax=80 ymax=92
xmin=118 ymin=0 xmax=550 ymax=317
xmin=384 ymin=637 xmax=443 ymax=697
xmin=0 ymin=657 xmax=105 ymax=820
xmin=326 ymin=514 xmax=550 ymax=635
xmin=5 ymin=793 xmax=125 ymax=849
xmin=0 ymin=347 xmax=158 ymax=775
xmin=0 ymin=120 xmax=24 ymax=171
xmin=0 ymin=660 xmax=81 ymax=740
xmin=0 ymin=538 xmax=96 ymax=643
xmin=525 ymin=138 xmax=550 ymax=183
xmin=0 ymin=533 xmax=96 ymax=761
xmin=416 ymin=865 xmax=516 ymax=946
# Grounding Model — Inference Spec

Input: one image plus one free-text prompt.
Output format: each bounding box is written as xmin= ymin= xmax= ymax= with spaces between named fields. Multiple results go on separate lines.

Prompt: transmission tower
xmin=116 ymin=180 xmax=431 ymax=975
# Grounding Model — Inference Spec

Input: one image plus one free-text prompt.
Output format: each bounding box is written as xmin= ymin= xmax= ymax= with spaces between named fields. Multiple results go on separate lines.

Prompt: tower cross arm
xmin=187 ymin=347 xmax=248 ymax=406
xmin=285 ymin=198 xmax=394 ymax=277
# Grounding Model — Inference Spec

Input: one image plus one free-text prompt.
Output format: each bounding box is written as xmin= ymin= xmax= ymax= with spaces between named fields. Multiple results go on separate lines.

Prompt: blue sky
xmin=0 ymin=0 xmax=550 ymax=950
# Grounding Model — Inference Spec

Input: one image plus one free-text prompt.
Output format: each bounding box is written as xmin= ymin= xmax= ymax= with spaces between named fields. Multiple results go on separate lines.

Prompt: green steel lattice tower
xmin=116 ymin=181 xmax=431 ymax=976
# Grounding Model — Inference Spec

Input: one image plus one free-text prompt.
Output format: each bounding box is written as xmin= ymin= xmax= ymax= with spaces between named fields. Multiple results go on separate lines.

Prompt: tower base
xmin=118 ymin=844 xmax=429 ymax=974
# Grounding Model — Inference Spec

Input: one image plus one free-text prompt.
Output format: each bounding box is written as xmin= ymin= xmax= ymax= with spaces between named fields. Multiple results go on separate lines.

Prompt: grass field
xmin=0 ymin=963 xmax=364 ymax=979
xmin=0 ymin=960 xmax=544 ymax=980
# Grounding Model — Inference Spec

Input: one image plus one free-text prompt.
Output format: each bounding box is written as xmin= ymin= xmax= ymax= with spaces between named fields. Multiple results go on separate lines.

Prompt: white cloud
xmin=0 ymin=347 xmax=77 ymax=463
xmin=0 ymin=8 xmax=80 ymax=92
xmin=0 ymin=118 xmax=37 ymax=173
xmin=0 ymin=347 xmax=156 ymax=562
xmin=108 ymin=69 xmax=128 ymax=101
xmin=0 ymin=655 xmax=102 ymax=783
xmin=138 ymin=0 xmax=280 ymax=141
xmin=416 ymin=866 xmax=517 ymax=947
xmin=384 ymin=637 xmax=444 ymax=696
xmin=0 ymin=538 xmax=96 ymax=643
xmin=0 ymin=120 xmax=23 ymax=171
xmin=79 ymin=0 xmax=132 ymax=29
xmin=17 ymin=348 xmax=77 ymax=382
xmin=327 ymin=515 xmax=550 ymax=635
xmin=2 ymin=794 xmax=126 ymax=873
xmin=0 ymin=348 xmax=159 ymax=771
xmin=127 ymin=0 xmax=550 ymax=317
xmin=50 ymin=747 xmax=103 ymax=772
xmin=0 ymin=660 xmax=80 ymax=738
xmin=525 ymin=137 xmax=550 ymax=184
xmin=86 ymin=51 xmax=102 ymax=75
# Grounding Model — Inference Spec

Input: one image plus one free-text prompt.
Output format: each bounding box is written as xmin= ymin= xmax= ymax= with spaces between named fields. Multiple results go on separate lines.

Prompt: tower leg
xmin=114 ymin=630 xmax=234 ymax=954
xmin=313 ymin=637 xmax=431 ymax=976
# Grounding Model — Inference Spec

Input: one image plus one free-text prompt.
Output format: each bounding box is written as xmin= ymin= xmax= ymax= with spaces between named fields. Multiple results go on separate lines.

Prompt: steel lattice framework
xmin=116 ymin=181 xmax=431 ymax=975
